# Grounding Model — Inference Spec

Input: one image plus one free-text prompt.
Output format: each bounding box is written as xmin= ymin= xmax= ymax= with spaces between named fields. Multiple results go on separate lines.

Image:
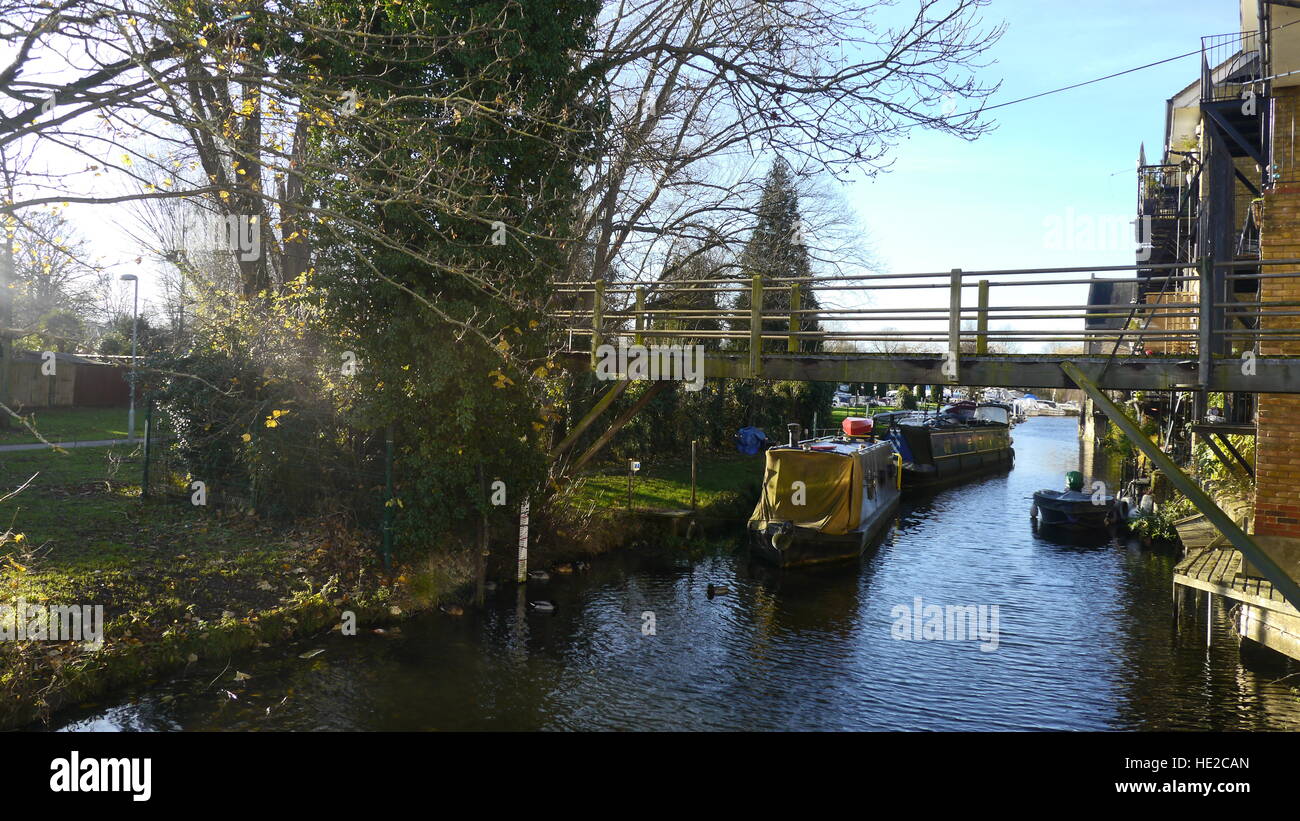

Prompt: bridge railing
xmin=553 ymin=257 xmax=1300 ymax=382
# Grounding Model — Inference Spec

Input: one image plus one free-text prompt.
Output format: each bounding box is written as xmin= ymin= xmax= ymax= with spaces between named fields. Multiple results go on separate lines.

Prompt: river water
xmin=52 ymin=416 xmax=1300 ymax=731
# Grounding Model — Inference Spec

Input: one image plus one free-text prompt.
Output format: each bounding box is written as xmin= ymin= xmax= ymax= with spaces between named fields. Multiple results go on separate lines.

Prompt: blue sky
xmin=850 ymin=0 xmax=1237 ymax=274
xmin=824 ymin=0 xmax=1241 ymax=348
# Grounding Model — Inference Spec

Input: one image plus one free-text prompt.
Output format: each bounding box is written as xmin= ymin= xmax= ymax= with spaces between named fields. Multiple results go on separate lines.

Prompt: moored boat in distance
xmin=748 ymin=417 xmax=901 ymax=567
xmin=1031 ymin=471 xmax=1114 ymax=531
xmin=875 ymin=401 xmax=1014 ymax=489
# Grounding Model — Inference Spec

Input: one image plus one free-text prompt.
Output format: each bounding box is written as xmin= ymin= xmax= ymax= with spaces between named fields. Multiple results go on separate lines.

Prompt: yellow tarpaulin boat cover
xmin=749 ymin=448 xmax=864 ymax=536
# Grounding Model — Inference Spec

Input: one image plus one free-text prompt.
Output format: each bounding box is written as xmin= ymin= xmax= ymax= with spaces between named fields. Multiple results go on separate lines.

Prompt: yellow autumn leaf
xmin=241 ymin=433 xmax=251 ymax=442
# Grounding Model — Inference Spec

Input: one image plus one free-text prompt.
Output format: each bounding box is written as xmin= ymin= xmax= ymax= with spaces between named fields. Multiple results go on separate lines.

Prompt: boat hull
xmin=749 ymin=495 xmax=899 ymax=567
xmin=747 ymin=437 xmax=901 ymax=568
xmin=884 ymin=418 xmax=1014 ymax=489
xmin=1032 ymin=491 xmax=1113 ymax=530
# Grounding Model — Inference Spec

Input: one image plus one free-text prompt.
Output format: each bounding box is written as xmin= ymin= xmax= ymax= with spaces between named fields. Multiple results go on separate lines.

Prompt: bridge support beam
xmin=567 ymin=382 xmax=669 ymax=475
xmin=1061 ymin=360 xmax=1300 ymax=612
xmin=550 ymin=378 xmax=630 ymax=459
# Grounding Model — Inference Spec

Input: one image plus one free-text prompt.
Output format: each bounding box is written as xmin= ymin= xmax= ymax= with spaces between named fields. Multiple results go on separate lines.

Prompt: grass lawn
xmin=0 ymin=442 xmax=400 ymax=728
xmin=0 ymin=406 xmax=136 ymax=445
xmin=0 ymin=443 xmax=337 ymax=623
xmin=572 ymin=452 xmax=762 ymax=513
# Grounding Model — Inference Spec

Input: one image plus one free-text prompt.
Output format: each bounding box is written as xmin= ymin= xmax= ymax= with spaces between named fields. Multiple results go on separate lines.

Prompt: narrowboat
xmin=875 ymin=401 xmax=1014 ymax=488
xmin=748 ymin=417 xmax=901 ymax=567
xmin=1031 ymin=471 xmax=1115 ymax=530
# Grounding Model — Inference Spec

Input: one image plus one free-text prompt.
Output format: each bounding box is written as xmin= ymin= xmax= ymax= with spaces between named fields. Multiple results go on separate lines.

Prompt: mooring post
xmin=1172 ymin=582 xmax=1181 ymax=635
xmin=591 ymin=278 xmax=606 ymax=368
xmin=787 ymin=282 xmax=801 ymax=353
xmin=690 ymin=439 xmax=698 ymax=511
xmin=634 ymin=285 xmax=646 ymax=346
xmin=948 ymin=268 xmax=962 ymax=383
xmin=1206 ymin=591 xmax=1213 ymax=647
xmin=750 ymin=274 xmax=763 ymax=377
xmin=516 ymin=498 xmax=530 ymax=584
xmin=976 ymin=279 xmax=990 ymax=355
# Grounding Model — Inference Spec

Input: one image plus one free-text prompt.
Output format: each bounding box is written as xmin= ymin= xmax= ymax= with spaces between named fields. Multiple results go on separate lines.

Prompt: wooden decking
xmin=1172 ymin=515 xmax=1300 ymax=660
xmin=1173 ymin=513 xmax=1223 ymax=551
xmin=1173 ymin=541 xmax=1299 ymax=614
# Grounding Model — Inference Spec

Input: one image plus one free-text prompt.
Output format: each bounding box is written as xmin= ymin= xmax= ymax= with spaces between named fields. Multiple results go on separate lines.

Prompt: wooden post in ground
xmin=382 ymin=424 xmax=394 ymax=569
xmin=690 ymin=439 xmax=698 ymax=511
xmin=476 ymin=462 xmax=488 ymax=607
xmin=516 ymin=498 xmax=530 ymax=584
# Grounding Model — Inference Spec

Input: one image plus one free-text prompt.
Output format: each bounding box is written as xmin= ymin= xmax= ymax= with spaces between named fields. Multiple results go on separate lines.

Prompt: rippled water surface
xmin=53 ymin=417 xmax=1300 ymax=731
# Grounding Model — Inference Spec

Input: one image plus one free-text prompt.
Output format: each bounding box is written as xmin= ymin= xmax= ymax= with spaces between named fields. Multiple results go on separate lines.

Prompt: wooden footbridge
xmin=554 ymin=257 xmax=1300 ymax=392
xmin=549 ymin=256 xmax=1300 ymax=615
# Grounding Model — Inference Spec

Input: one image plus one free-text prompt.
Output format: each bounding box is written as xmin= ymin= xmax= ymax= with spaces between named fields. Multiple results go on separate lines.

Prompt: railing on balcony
xmin=1201 ymin=29 xmax=1262 ymax=104
xmin=1137 ymin=164 xmax=1189 ymax=219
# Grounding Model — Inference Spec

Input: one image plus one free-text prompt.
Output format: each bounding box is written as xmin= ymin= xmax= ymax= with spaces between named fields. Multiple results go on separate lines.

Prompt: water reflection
xmin=47 ymin=417 xmax=1300 ymax=732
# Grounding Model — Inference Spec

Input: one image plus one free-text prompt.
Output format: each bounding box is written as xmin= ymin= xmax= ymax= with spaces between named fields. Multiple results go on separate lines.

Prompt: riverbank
xmin=0 ymin=443 xmax=475 ymax=730
xmin=1 ymin=441 xmax=762 ymax=729
xmin=48 ymin=417 xmax=1300 ymax=732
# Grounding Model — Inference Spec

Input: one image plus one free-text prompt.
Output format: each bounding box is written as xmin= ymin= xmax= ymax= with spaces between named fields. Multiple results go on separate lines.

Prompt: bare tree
xmin=572 ymin=0 xmax=1003 ymax=288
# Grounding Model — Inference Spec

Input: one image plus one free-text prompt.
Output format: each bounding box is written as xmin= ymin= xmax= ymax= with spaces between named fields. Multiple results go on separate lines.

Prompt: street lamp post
xmin=120 ymin=274 xmax=139 ymax=441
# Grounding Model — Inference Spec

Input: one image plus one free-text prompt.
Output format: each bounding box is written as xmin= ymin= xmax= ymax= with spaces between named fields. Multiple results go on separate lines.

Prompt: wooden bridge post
xmin=947 ymin=268 xmax=962 ymax=383
xmin=591 ymin=279 xmax=606 ymax=368
xmin=976 ymin=279 xmax=990 ymax=355
xmin=634 ymin=285 xmax=646 ymax=346
xmin=787 ymin=283 xmax=801 ymax=353
xmin=634 ymin=285 xmax=644 ymax=345
xmin=750 ymin=274 xmax=763 ymax=377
